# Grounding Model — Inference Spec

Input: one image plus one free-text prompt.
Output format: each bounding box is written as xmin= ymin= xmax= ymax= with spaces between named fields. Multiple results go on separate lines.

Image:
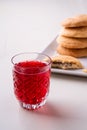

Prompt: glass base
xmin=19 ymin=99 xmax=47 ymax=110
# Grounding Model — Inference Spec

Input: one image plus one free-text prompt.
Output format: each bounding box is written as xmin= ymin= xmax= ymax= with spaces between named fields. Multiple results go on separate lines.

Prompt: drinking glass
xmin=11 ymin=52 xmax=51 ymax=110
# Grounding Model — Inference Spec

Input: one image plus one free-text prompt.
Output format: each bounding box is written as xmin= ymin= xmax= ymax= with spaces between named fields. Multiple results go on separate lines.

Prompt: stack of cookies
xmin=56 ymin=14 xmax=87 ymax=57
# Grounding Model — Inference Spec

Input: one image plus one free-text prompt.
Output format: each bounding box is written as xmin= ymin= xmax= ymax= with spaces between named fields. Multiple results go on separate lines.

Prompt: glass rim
xmin=11 ymin=52 xmax=52 ymax=69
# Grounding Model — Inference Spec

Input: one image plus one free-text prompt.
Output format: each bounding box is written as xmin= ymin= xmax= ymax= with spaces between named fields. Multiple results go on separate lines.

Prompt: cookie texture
xmin=57 ymin=44 xmax=87 ymax=58
xmin=56 ymin=14 xmax=87 ymax=58
xmin=51 ymin=55 xmax=83 ymax=69
xmin=61 ymin=14 xmax=87 ymax=27
xmin=56 ymin=35 xmax=87 ymax=49
xmin=60 ymin=26 xmax=87 ymax=38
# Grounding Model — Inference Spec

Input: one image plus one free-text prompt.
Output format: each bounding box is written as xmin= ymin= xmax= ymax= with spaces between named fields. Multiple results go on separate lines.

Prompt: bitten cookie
xmin=51 ymin=55 xmax=83 ymax=69
xmin=60 ymin=26 xmax=87 ymax=38
xmin=61 ymin=14 xmax=87 ymax=27
xmin=57 ymin=44 xmax=87 ymax=57
xmin=56 ymin=35 xmax=87 ymax=49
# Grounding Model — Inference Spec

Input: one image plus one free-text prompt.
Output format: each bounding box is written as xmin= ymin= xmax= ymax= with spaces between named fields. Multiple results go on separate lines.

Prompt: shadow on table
xmin=32 ymin=101 xmax=77 ymax=120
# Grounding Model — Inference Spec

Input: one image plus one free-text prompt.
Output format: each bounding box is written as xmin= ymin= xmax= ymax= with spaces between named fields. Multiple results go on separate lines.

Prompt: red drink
xmin=11 ymin=53 xmax=51 ymax=110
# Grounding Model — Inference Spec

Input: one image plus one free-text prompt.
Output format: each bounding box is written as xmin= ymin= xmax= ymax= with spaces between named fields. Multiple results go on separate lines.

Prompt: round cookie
xmin=56 ymin=35 xmax=87 ymax=49
xmin=60 ymin=27 xmax=87 ymax=38
xmin=51 ymin=55 xmax=83 ymax=69
xmin=61 ymin=14 xmax=87 ymax=27
xmin=57 ymin=44 xmax=87 ymax=58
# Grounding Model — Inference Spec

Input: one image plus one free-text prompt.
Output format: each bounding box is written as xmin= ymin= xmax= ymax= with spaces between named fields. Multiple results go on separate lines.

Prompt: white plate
xmin=42 ymin=37 xmax=87 ymax=77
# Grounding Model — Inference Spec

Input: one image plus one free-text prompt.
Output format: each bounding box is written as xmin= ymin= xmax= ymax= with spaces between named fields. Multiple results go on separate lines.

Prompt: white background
xmin=0 ymin=0 xmax=87 ymax=130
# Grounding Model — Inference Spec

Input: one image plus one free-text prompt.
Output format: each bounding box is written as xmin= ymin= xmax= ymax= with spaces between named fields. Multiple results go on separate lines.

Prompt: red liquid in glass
xmin=13 ymin=61 xmax=50 ymax=105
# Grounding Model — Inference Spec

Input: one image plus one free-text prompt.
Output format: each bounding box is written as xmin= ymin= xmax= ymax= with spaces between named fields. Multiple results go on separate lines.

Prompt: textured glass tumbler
xmin=11 ymin=52 xmax=51 ymax=110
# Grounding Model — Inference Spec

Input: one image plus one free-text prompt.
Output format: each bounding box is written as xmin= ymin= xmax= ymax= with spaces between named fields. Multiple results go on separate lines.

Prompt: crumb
xmin=83 ymin=69 xmax=87 ymax=73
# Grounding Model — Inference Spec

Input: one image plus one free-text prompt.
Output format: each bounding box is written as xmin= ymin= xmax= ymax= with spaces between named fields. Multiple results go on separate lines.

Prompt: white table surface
xmin=0 ymin=1 xmax=87 ymax=130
